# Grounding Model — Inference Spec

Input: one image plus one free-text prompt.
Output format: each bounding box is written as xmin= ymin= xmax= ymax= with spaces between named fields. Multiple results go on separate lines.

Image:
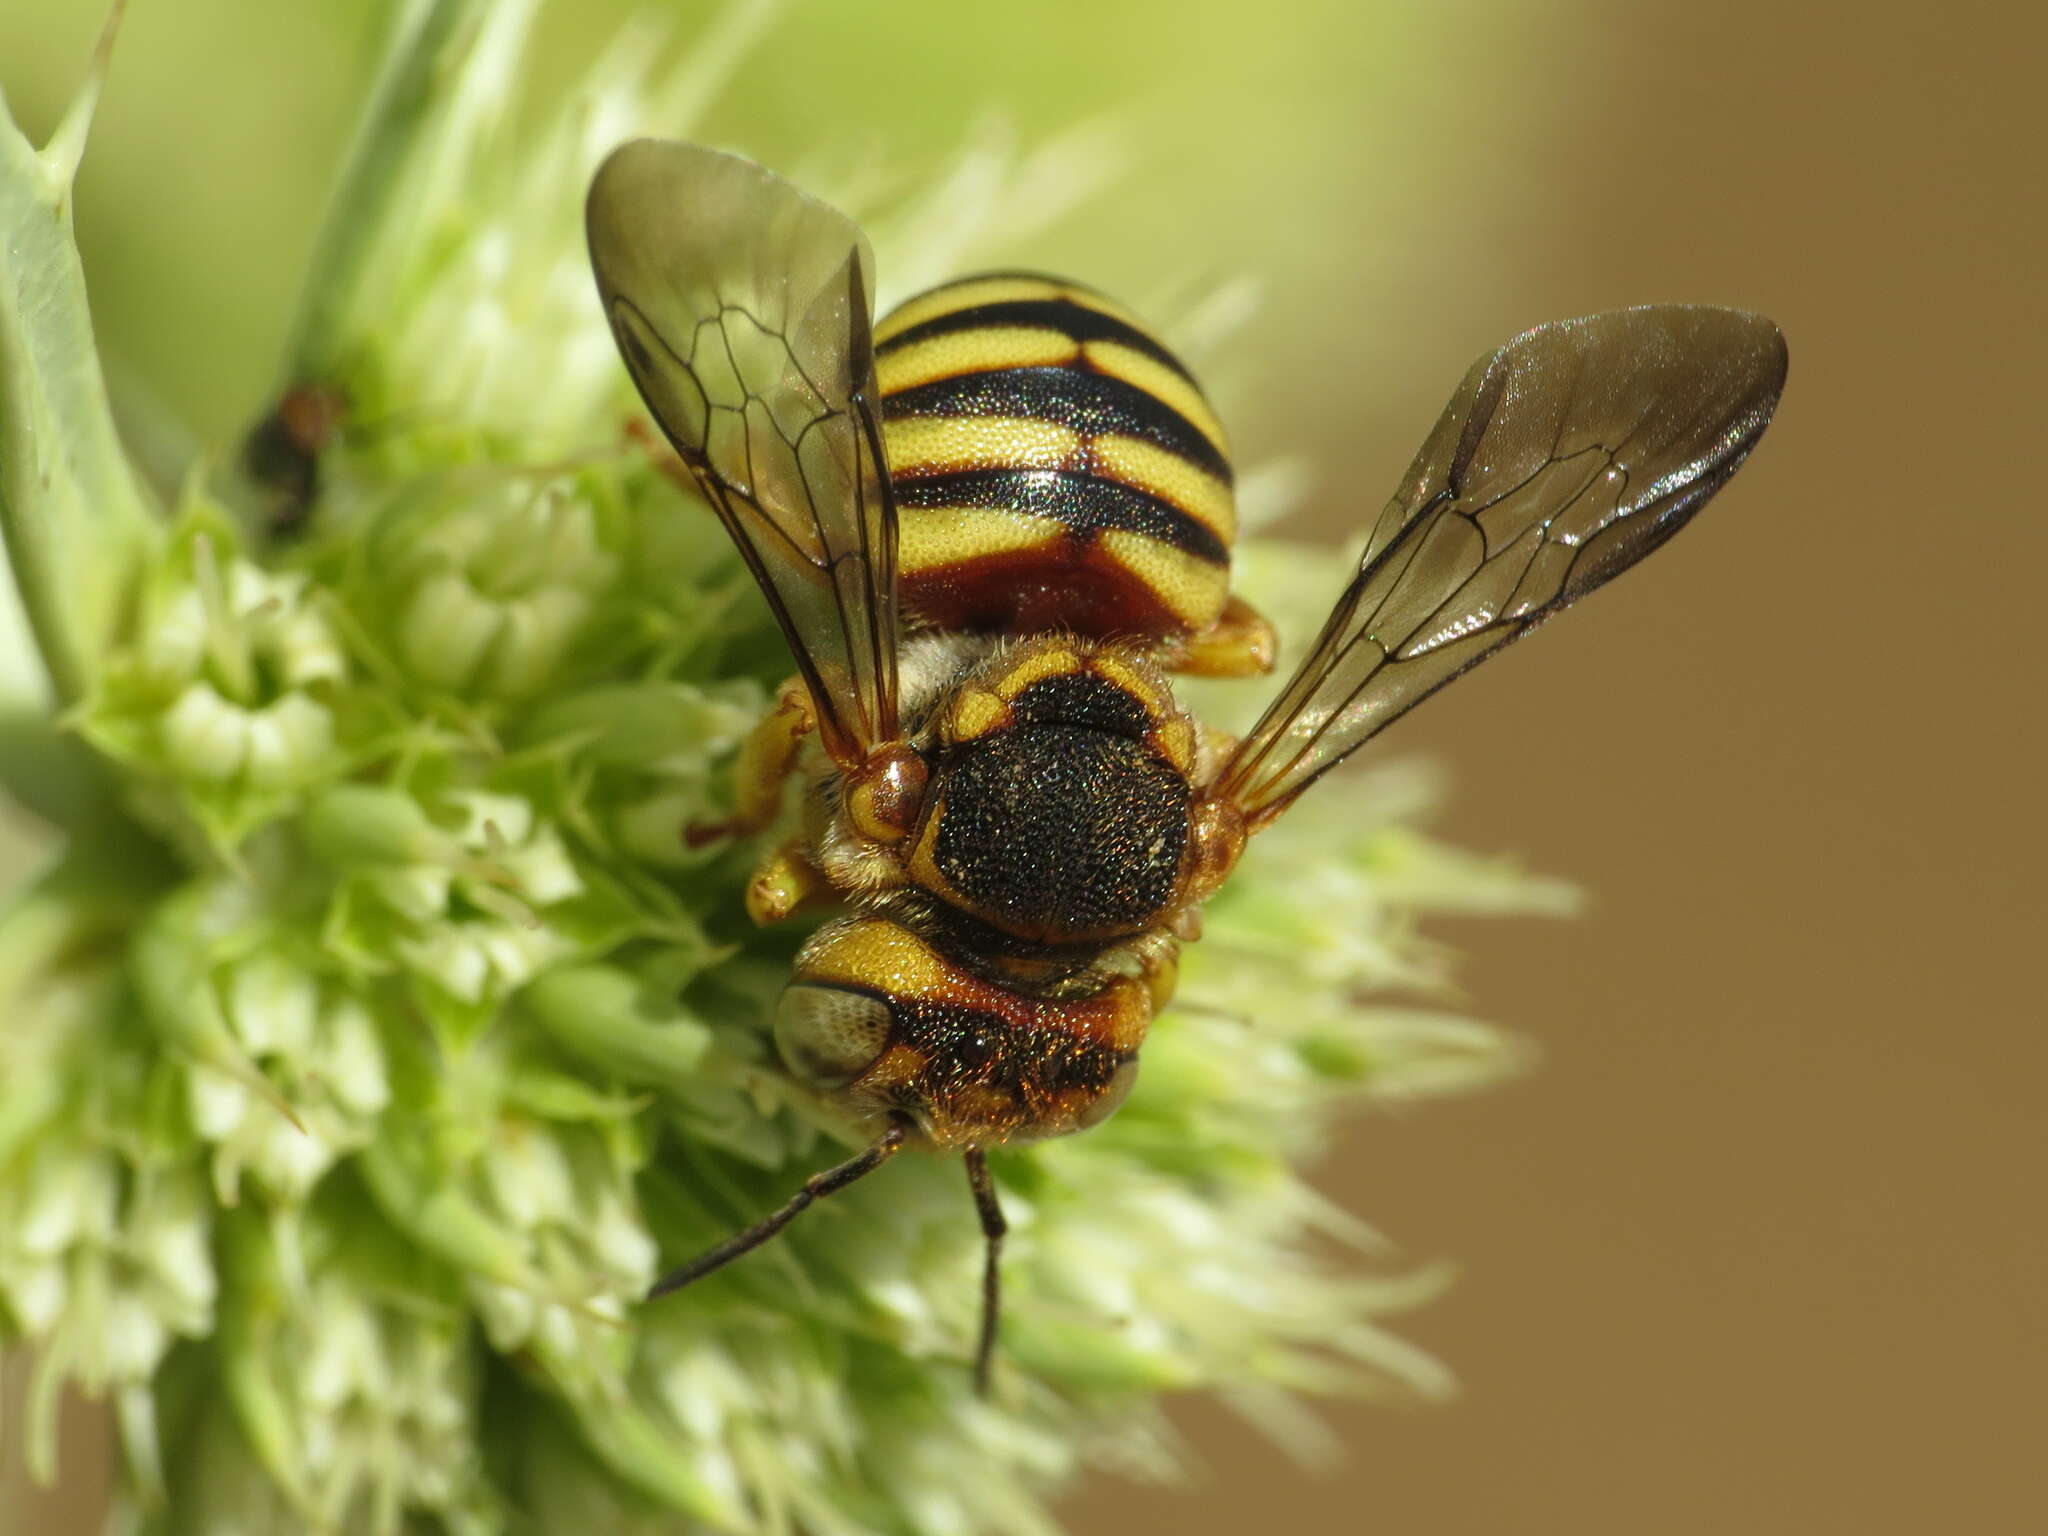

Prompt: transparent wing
xmin=588 ymin=139 xmax=899 ymax=765
xmin=1213 ymin=306 xmax=1787 ymax=825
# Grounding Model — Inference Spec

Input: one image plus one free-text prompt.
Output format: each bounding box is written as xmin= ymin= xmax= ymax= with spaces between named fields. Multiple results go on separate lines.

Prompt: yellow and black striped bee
xmin=586 ymin=138 xmax=1787 ymax=1393
xmin=873 ymin=272 xmax=1275 ymax=675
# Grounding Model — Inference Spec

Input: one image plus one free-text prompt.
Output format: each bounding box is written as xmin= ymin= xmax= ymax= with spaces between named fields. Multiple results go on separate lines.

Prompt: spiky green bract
xmin=0 ymin=3 xmax=1572 ymax=1530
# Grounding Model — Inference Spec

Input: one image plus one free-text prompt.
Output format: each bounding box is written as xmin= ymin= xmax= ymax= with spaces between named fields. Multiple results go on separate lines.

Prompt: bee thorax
xmin=931 ymin=725 xmax=1187 ymax=936
xmin=903 ymin=641 xmax=1201 ymax=944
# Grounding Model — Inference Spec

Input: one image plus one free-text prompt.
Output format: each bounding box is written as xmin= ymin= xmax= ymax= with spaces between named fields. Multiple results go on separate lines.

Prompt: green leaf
xmin=0 ymin=8 xmax=160 ymax=707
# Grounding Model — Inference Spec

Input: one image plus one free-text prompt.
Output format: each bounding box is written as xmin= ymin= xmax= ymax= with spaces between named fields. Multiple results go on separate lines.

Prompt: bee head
xmin=779 ymin=917 xmax=1150 ymax=1147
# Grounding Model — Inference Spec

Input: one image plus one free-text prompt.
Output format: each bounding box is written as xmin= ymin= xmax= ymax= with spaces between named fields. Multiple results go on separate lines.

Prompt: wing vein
xmin=1210 ymin=306 xmax=1786 ymax=824
xmin=589 ymin=140 xmax=901 ymax=768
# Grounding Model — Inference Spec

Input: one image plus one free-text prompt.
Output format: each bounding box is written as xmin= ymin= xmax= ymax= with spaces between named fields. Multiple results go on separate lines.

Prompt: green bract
xmin=0 ymin=3 xmax=1572 ymax=1530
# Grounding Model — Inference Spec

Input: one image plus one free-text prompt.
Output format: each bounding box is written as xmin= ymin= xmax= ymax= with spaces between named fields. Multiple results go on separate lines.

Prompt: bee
xmin=586 ymin=138 xmax=1787 ymax=1394
xmin=243 ymin=381 xmax=348 ymax=534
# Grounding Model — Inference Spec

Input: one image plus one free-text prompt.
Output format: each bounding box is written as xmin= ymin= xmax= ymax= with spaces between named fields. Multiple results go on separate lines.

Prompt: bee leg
xmin=1139 ymin=932 xmax=1185 ymax=1003
xmin=1159 ymin=594 xmax=1278 ymax=678
xmin=745 ymin=838 xmax=831 ymax=925
xmin=623 ymin=416 xmax=700 ymax=494
xmin=686 ymin=677 xmax=817 ymax=847
xmin=647 ymin=1119 xmax=909 ymax=1301
xmin=963 ymin=1147 xmax=1007 ymax=1398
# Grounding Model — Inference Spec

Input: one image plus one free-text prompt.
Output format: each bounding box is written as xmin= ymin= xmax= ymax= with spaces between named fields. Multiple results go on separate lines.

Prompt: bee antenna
xmin=648 ymin=1120 xmax=909 ymax=1301
xmin=963 ymin=1147 xmax=1007 ymax=1398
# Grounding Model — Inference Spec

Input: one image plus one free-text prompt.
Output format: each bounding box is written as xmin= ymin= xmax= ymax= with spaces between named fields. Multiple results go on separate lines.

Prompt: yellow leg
xmin=1162 ymin=593 xmax=1278 ymax=678
xmin=1139 ymin=936 xmax=1182 ymax=1011
xmin=746 ymin=837 xmax=833 ymax=925
xmin=686 ymin=677 xmax=816 ymax=847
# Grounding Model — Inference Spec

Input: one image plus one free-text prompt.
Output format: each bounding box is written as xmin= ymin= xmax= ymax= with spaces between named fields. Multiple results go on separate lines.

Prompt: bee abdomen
xmin=874 ymin=273 xmax=1236 ymax=642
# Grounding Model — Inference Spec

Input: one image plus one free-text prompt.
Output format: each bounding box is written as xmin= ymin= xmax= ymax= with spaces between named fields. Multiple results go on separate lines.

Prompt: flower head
xmin=0 ymin=2 xmax=1566 ymax=1529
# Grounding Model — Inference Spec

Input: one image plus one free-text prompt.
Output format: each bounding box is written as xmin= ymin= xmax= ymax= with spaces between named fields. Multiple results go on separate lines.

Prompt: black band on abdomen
xmin=892 ymin=466 xmax=1229 ymax=564
xmin=884 ymin=366 xmax=1232 ymax=484
xmin=875 ymin=298 xmax=1197 ymax=383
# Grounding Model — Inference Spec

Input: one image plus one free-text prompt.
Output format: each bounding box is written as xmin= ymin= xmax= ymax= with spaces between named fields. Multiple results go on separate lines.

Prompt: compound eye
xmin=1073 ymin=1057 xmax=1140 ymax=1129
xmin=774 ymin=985 xmax=893 ymax=1090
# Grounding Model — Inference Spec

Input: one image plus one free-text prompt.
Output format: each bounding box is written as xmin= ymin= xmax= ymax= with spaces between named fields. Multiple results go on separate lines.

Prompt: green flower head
xmin=0 ymin=3 xmax=1571 ymax=1530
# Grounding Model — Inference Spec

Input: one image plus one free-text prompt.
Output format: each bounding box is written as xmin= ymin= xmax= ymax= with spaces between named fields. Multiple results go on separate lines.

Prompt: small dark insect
xmin=586 ymin=138 xmax=1788 ymax=1394
xmin=243 ymin=381 xmax=347 ymax=534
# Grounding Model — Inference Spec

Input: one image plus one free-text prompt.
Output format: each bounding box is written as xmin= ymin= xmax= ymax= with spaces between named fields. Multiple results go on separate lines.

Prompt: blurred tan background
xmin=3 ymin=1 xmax=2042 ymax=1533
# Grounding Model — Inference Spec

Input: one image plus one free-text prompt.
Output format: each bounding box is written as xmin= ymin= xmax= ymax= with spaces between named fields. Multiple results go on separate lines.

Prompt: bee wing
xmin=1213 ymin=306 xmax=1787 ymax=825
xmin=588 ymin=139 xmax=899 ymax=765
